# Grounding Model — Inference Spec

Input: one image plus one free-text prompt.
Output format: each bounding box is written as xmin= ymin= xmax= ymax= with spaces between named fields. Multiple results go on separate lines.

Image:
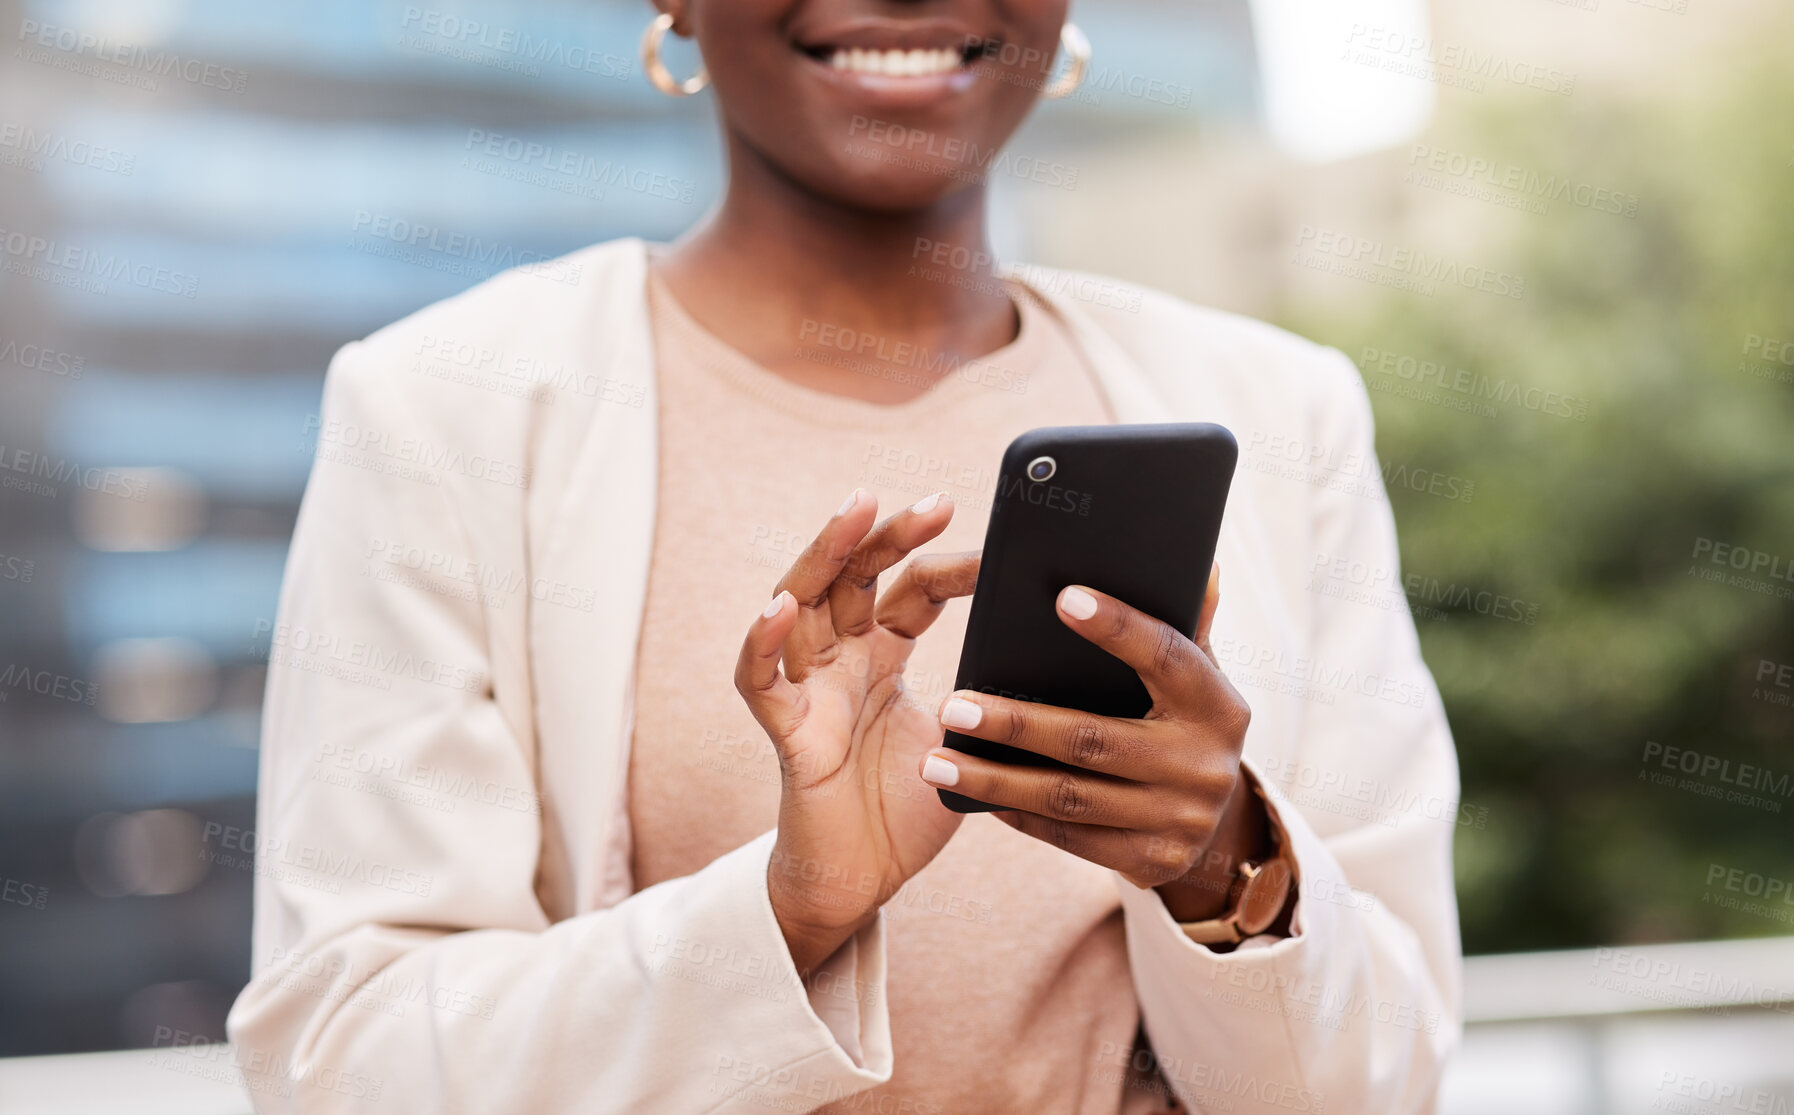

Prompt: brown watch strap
xmin=1176 ymin=772 xmax=1297 ymax=944
xmin=1177 ymin=837 xmax=1295 ymax=945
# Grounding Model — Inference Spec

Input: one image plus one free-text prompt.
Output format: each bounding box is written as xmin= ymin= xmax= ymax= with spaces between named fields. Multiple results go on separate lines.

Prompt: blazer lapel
xmin=584 ymin=252 xmax=1183 ymax=911
xmin=1007 ymin=270 xmax=1176 ymax=425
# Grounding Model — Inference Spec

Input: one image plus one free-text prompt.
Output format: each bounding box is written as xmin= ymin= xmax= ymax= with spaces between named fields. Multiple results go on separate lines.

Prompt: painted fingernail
xmin=762 ymin=591 xmax=789 ymax=618
xmin=1059 ymin=586 xmax=1098 ymax=620
xmin=910 ymin=491 xmax=945 ymax=514
xmin=837 ymin=489 xmax=863 ymax=517
xmin=940 ymin=696 xmax=982 ymax=730
xmin=921 ymin=754 xmax=960 ymax=787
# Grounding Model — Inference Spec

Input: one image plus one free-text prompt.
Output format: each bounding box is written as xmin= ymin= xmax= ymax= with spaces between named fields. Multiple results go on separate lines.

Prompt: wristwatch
xmin=1177 ymin=843 xmax=1295 ymax=946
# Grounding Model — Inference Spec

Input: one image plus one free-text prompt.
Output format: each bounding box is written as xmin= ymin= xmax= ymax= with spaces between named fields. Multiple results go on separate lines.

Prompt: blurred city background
xmin=1 ymin=0 xmax=1791 ymax=1111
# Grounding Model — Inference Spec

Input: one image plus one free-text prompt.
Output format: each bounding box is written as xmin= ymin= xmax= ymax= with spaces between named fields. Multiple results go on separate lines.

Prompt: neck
xmin=653 ymin=135 xmax=1018 ymax=401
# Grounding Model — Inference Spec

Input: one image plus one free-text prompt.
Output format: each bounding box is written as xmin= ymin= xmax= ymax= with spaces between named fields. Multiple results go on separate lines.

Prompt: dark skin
xmin=651 ymin=0 xmax=1047 ymax=401
xmin=653 ymin=0 xmax=1281 ymax=976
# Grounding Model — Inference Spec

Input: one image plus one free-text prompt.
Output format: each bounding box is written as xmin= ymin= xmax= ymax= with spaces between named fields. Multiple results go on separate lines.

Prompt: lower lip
xmin=800 ymin=52 xmax=981 ymax=109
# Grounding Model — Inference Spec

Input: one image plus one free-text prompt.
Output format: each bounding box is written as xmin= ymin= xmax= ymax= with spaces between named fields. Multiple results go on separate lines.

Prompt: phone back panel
xmin=937 ymin=423 xmax=1237 ymax=813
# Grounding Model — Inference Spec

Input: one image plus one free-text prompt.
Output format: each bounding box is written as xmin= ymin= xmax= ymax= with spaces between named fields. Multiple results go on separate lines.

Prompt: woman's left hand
xmin=918 ymin=565 xmax=1267 ymax=909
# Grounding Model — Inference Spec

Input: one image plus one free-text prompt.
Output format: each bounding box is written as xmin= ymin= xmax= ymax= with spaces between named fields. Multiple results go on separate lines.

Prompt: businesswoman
xmin=229 ymin=2 xmax=1463 ymax=1112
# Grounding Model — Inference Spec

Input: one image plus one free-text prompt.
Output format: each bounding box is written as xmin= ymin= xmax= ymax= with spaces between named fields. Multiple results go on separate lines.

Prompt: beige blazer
xmin=227 ymin=238 xmax=1462 ymax=1113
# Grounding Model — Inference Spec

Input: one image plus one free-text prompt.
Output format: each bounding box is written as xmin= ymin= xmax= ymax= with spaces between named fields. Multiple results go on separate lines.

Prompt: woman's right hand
xmin=735 ymin=488 xmax=980 ymax=976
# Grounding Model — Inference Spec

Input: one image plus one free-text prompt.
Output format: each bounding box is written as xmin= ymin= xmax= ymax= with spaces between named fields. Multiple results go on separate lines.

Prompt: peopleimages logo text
xmin=1641 ymin=740 xmax=1794 ymax=799
xmin=1408 ymin=144 xmax=1638 ymax=218
xmin=396 ymin=8 xmax=631 ymax=79
xmin=1691 ymin=538 xmax=1794 ymax=583
xmin=0 ymin=227 xmax=199 ymax=297
xmin=0 ymin=123 xmax=135 ymax=175
xmin=349 ymin=212 xmax=580 ymax=285
xmin=1296 ymin=226 xmax=1526 ymax=300
xmin=16 ymin=19 xmax=248 ymax=92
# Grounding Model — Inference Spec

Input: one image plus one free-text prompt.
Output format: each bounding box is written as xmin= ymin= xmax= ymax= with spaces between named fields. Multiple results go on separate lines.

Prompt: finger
xmin=936 ymin=689 xmax=1159 ymax=779
xmin=775 ymin=489 xmax=878 ymax=678
xmin=734 ymin=591 xmax=806 ymax=743
xmin=876 ymin=550 xmax=981 ymax=639
xmin=828 ymin=491 xmax=956 ymax=637
xmin=1195 ymin=562 xmax=1221 ymax=660
xmin=993 ymin=810 xmax=1182 ymax=889
xmin=1054 ymin=584 xmax=1219 ymax=710
xmin=918 ymin=746 xmax=1153 ymax=829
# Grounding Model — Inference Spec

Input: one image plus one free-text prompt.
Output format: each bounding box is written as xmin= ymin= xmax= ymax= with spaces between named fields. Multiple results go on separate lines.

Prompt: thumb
xmin=734 ymin=590 xmax=806 ymax=747
xmin=1194 ymin=562 xmax=1221 ymax=660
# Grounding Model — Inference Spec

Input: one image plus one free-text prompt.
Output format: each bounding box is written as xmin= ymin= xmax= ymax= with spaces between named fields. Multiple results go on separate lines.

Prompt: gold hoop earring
xmin=1041 ymin=22 xmax=1090 ymax=100
xmin=641 ymin=11 xmax=709 ymax=97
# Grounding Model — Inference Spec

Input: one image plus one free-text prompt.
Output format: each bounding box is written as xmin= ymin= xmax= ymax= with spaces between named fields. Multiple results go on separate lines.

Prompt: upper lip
xmin=793 ymin=17 xmax=988 ymax=55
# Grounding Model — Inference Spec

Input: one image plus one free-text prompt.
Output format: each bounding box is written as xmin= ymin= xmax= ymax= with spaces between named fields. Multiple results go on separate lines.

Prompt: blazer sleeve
xmin=1111 ymin=348 xmax=1464 ymax=1114
xmin=225 ymin=341 xmax=893 ymax=1114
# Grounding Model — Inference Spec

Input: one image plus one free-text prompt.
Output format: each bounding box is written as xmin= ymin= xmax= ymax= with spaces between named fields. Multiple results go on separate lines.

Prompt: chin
xmin=811 ymin=159 xmax=980 ymax=215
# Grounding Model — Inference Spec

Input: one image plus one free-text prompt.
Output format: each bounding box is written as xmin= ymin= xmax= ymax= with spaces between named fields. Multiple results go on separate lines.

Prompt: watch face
xmin=1237 ymin=859 xmax=1294 ymax=936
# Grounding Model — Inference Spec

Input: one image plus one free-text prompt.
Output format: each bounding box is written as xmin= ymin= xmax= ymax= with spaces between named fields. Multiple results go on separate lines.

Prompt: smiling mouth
xmin=802 ymin=41 xmax=986 ymax=78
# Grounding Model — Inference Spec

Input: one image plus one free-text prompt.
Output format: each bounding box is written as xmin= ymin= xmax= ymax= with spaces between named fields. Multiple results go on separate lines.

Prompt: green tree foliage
xmin=1281 ymin=38 xmax=1794 ymax=954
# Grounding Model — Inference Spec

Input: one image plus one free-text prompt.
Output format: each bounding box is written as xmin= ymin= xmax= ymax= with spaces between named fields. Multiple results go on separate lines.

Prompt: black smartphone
xmin=937 ymin=423 xmax=1238 ymax=813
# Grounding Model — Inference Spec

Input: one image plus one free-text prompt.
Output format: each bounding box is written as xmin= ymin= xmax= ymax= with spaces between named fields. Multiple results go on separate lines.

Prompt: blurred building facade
xmin=0 ymin=0 xmax=1258 ymax=1056
xmin=3 ymin=11 xmax=1791 ymax=1115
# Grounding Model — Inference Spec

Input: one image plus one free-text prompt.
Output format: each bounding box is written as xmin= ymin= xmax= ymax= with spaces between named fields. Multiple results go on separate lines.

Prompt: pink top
xmin=630 ymin=272 xmax=1193 ymax=1113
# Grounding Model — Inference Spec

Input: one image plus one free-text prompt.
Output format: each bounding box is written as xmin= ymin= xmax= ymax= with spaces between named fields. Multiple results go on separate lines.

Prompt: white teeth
xmin=827 ymin=47 xmax=963 ymax=77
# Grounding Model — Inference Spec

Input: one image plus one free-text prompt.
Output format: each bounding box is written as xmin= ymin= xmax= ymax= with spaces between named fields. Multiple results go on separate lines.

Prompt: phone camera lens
xmin=1026 ymin=456 xmax=1056 ymax=482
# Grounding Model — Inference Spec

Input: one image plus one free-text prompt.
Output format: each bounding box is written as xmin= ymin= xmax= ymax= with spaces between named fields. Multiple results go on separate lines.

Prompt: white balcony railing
xmin=3 ymin=939 xmax=1792 ymax=1115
